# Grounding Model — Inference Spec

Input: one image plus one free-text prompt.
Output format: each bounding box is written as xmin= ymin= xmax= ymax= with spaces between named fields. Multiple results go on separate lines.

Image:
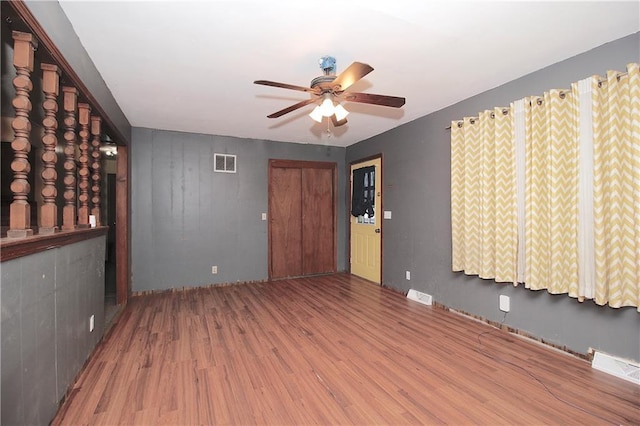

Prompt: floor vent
xmin=592 ymin=351 xmax=640 ymax=385
xmin=407 ymin=289 xmax=433 ymax=306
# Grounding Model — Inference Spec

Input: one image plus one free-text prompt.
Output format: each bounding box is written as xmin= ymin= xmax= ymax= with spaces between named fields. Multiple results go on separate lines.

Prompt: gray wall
xmin=346 ymin=33 xmax=640 ymax=362
xmin=131 ymin=128 xmax=347 ymax=292
xmin=23 ymin=0 xmax=131 ymax=144
xmin=1 ymin=236 xmax=106 ymax=425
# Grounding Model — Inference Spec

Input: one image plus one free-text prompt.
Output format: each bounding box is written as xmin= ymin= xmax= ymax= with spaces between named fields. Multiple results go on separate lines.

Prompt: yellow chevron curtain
xmin=524 ymin=90 xmax=579 ymax=294
xmin=592 ymin=64 xmax=640 ymax=309
xmin=450 ymin=109 xmax=517 ymax=283
xmin=451 ymin=63 xmax=639 ymax=309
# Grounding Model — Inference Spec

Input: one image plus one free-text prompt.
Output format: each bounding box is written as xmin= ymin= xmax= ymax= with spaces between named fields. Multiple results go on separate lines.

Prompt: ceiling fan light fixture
xmin=320 ymin=94 xmax=335 ymax=117
xmin=309 ymin=105 xmax=323 ymax=123
xmin=334 ymin=104 xmax=349 ymax=121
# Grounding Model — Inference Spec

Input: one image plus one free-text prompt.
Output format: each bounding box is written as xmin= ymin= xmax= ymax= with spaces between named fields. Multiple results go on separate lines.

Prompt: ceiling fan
xmin=254 ymin=56 xmax=405 ymax=127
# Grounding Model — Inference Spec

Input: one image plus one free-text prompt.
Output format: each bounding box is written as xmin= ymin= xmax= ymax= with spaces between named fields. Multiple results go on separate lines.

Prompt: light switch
xmin=261 ymin=213 xmax=267 ymax=221
xmin=384 ymin=211 xmax=392 ymax=219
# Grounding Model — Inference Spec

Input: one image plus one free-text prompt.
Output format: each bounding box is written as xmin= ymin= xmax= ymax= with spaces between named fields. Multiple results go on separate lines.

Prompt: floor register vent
xmin=407 ymin=289 xmax=433 ymax=306
xmin=592 ymin=351 xmax=640 ymax=385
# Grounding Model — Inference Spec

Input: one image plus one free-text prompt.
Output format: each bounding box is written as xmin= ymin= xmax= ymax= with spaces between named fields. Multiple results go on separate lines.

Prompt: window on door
xmin=351 ymin=165 xmax=376 ymax=224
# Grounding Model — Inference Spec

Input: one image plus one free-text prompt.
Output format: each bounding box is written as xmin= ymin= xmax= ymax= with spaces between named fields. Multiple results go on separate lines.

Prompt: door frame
xmin=115 ymin=144 xmax=130 ymax=305
xmin=268 ymin=159 xmax=338 ymax=280
xmin=348 ymin=153 xmax=383 ymax=284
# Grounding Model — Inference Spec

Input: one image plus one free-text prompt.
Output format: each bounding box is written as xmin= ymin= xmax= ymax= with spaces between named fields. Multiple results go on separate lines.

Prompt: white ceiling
xmin=59 ymin=1 xmax=639 ymax=147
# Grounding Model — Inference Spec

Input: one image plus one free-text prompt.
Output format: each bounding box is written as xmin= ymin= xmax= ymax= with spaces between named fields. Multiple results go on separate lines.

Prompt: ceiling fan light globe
xmin=320 ymin=97 xmax=335 ymax=117
xmin=309 ymin=106 xmax=323 ymax=123
xmin=334 ymin=104 xmax=349 ymax=121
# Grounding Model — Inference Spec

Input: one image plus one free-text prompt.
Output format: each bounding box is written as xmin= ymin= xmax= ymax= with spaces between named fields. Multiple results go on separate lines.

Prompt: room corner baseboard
xmin=132 ymin=279 xmax=270 ymax=297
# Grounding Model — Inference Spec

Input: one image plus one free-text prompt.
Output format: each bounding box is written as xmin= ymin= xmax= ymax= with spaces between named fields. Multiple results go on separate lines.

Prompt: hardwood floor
xmin=53 ymin=274 xmax=639 ymax=425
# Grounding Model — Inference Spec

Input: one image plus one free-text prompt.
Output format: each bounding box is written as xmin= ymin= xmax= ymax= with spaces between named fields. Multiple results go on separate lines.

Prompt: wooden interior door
xmin=350 ymin=157 xmax=382 ymax=283
xmin=269 ymin=160 xmax=336 ymax=279
xmin=302 ymin=167 xmax=334 ymax=275
xmin=270 ymin=167 xmax=302 ymax=278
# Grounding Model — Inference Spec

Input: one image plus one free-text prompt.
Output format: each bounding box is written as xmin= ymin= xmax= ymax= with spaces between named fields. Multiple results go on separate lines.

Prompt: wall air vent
xmin=214 ymin=153 xmax=236 ymax=173
xmin=407 ymin=289 xmax=433 ymax=306
xmin=592 ymin=351 xmax=640 ymax=385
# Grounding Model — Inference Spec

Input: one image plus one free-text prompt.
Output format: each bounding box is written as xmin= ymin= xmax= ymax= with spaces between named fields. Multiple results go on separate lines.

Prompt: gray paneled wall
xmin=1 ymin=236 xmax=106 ymax=425
xmin=131 ymin=129 xmax=347 ymax=292
xmin=346 ymin=33 xmax=640 ymax=362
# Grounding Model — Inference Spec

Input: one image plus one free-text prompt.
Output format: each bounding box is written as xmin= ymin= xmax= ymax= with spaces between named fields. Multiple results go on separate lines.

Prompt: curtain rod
xmin=446 ymin=108 xmax=509 ymax=130
xmin=598 ymin=70 xmax=629 ymax=84
xmin=447 ymin=68 xmax=634 ymax=130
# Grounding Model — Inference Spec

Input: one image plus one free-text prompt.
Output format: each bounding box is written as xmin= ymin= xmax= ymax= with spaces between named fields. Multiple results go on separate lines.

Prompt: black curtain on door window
xmin=351 ymin=165 xmax=375 ymax=217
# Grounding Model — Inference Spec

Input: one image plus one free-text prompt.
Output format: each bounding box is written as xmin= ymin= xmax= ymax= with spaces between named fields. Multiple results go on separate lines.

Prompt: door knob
xmin=375 ymin=228 xmax=381 ymax=233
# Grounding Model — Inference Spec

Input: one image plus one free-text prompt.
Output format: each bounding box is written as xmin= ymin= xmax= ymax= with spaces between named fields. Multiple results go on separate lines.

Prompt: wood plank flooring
xmin=53 ymin=273 xmax=640 ymax=425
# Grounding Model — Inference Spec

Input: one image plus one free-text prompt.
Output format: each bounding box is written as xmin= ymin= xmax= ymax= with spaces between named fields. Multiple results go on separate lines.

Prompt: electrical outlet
xmin=89 ymin=315 xmax=95 ymax=332
xmin=406 ymin=271 xmax=411 ymax=280
xmin=212 ymin=266 xmax=218 ymax=274
xmin=499 ymin=295 xmax=510 ymax=312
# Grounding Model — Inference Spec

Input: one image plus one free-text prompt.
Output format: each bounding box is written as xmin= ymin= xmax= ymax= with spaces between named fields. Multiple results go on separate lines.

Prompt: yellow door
xmin=350 ymin=157 xmax=381 ymax=283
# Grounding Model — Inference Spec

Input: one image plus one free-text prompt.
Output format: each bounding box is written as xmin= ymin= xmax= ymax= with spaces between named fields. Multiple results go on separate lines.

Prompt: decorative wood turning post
xmin=8 ymin=31 xmax=38 ymax=238
xmin=77 ymin=103 xmax=92 ymax=228
xmin=62 ymin=87 xmax=78 ymax=230
xmin=39 ymin=63 xmax=61 ymax=234
xmin=90 ymin=116 xmax=102 ymax=226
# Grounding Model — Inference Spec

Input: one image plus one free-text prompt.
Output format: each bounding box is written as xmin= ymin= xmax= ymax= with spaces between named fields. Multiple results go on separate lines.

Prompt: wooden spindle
xmin=62 ymin=87 xmax=78 ymax=230
xmin=7 ymin=31 xmax=38 ymax=238
xmin=77 ymin=103 xmax=91 ymax=228
xmin=90 ymin=116 xmax=102 ymax=226
xmin=39 ymin=63 xmax=61 ymax=234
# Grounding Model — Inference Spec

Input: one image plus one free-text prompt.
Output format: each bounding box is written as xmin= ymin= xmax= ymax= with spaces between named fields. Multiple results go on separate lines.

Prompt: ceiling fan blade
xmin=331 ymin=115 xmax=348 ymax=127
xmin=331 ymin=62 xmax=374 ymax=92
xmin=342 ymin=92 xmax=406 ymax=108
xmin=254 ymin=80 xmax=317 ymax=93
xmin=266 ymin=98 xmax=317 ymax=118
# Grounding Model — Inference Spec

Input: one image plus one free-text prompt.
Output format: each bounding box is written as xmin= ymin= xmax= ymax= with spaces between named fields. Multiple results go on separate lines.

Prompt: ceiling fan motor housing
xmin=310 ymin=75 xmax=337 ymax=92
